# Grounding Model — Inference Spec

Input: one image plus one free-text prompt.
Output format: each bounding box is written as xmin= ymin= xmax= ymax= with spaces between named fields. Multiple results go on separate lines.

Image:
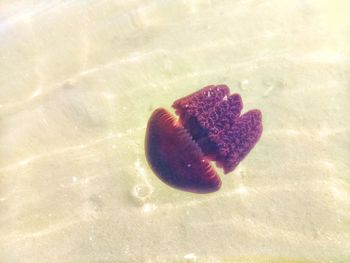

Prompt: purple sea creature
xmin=145 ymin=84 xmax=262 ymax=193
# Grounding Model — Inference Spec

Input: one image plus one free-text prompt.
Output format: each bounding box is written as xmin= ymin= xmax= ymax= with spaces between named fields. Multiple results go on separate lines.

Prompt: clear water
xmin=0 ymin=1 xmax=349 ymax=262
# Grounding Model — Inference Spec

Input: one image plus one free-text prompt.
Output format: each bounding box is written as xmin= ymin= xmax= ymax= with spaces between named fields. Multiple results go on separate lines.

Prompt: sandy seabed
xmin=0 ymin=1 xmax=349 ymax=262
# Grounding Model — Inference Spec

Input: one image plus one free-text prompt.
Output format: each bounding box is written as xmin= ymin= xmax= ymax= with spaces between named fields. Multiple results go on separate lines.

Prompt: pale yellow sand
xmin=0 ymin=1 xmax=349 ymax=262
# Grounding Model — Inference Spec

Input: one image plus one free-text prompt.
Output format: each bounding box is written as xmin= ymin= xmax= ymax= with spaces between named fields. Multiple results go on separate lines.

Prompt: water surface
xmin=0 ymin=1 xmax=349 ymax=262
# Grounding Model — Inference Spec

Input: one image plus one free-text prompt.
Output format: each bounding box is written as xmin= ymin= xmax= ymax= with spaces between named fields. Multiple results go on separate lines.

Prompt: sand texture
xmin=0 ymin=1 xmax=349 ymax=262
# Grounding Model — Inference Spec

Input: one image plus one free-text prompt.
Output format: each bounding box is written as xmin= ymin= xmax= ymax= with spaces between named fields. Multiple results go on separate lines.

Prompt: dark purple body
xmin=145 ymin=85 xmax=262 ymax=193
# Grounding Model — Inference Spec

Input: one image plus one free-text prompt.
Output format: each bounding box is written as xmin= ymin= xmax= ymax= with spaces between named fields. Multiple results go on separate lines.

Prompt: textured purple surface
xmin=145 ymin=84 xmax=262 ymax=193
xmin=173 ymin=85 xmax=262 ymax=173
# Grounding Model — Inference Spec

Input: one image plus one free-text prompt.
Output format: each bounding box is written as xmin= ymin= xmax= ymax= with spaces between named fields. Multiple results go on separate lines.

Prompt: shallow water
xmin=0 ymin=1 xmax=349 ymax=262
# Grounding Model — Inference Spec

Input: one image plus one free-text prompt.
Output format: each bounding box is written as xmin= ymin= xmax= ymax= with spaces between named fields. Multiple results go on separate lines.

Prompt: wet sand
xmin=0 ymin=1 xmax=349 ymax=262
